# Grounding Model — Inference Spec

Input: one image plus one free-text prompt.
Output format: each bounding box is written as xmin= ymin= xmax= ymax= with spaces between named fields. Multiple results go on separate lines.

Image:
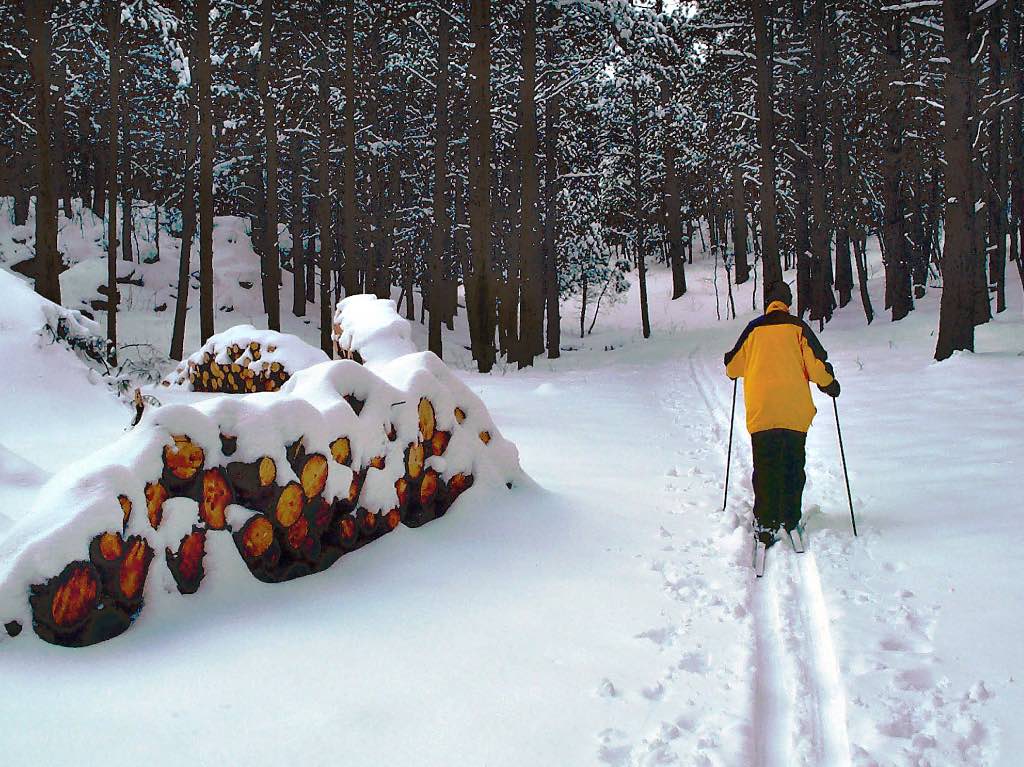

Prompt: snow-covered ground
xmin=1 ymin=200 xmax=1021 ymax=766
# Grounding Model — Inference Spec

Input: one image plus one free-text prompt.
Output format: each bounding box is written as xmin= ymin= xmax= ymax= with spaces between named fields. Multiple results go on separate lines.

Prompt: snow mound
xmin=0 ymin=350 xmax=522 ymax=647
xmin=332 ymin=294 xmax=417 ymax=367
xmin=162 ymin=325 xmax=330 ymax=393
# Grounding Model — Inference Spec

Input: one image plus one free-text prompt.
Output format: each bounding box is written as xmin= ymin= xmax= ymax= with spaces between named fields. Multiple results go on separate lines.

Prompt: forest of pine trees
xmin=2 ymin=0 xmax=1021 ymax=367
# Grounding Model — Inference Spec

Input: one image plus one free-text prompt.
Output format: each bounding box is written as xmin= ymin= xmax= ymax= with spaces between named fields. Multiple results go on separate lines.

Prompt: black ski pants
xmin=750 ymin=428 xmax=806 ymax=533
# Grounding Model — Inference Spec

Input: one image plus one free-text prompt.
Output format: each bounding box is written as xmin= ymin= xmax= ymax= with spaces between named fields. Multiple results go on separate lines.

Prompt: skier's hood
xmin=765 ymin=300 xmax=790 ymax=315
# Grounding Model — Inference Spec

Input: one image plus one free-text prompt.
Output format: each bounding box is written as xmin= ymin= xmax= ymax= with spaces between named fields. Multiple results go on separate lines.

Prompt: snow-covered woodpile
xmin=332 ymin=295 xmax=416 ymax=366
xmin=162 ymin=325 xmax=330 ymax=393
xmin=1 ymin=340 xmax=520 ymax=647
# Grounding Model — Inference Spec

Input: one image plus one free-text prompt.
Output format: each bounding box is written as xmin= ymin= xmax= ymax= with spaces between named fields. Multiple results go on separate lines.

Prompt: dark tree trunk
xmin=518 ymin=0 xmax=543 ymax=366
xmin=663 ymin=78 xmax=688 ymax=295
xmin=807 ymin=0 xmax=834 ymax=324
xmin=791 ymin=0 xmax=812 ymax=316
xmin=317 ymin=10 xmax=333 ymax=356
xmin=290 ymin=131 xmax=305 ymax=318
xmin=120 ymin=64 xmax=133 ymax=263
xmin=467 ymin=0 xmax=496 ymax=372
xmin=428 ymin=9 xmax=450 ymax=358
xmin=989 ymin=3 xmax=1008 ymax=314
xmin=26 ymin=0 xmax=61 ymax=303
xmin=197 ymin=0 xmax=215 ymax=342
xmin=106 ymin=0 xmax=121 ymax=353
xmin=260 ymin=0 xmax=281 ymax=330
xmin=881 ymin=14 xmax=912 ymax=321
xmin=170 ymin=22 xmax=197 ymax=362
xmin=731 ymin=162 xmax=748 ymax=285
xmin=341 ymin=0 xmax=358 ymax=297
xmin=751 ymin=0 xmax=783 ymax=297
xmin=543 ymin=0 xmax=561 ymax=358
xmin=936 ymin=0 xmax=976 ymax=360
xmin=632 ymin=82 xmax=651 ymax=339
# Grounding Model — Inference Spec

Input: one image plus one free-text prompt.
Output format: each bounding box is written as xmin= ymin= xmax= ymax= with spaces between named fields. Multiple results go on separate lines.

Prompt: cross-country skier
xmin=723 ymin=281 xmax=840 ymax=561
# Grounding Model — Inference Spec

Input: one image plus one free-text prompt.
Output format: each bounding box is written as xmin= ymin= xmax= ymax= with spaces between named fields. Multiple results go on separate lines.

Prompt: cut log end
xmin=300 ymin=454 xmax=329 ymax=499
xmin=276 ymin=482 xmax=305 ymax=527
xmin=99 ymin=532 xmax=123 ymax=561
xmin=429 ymin=430 xmax=450 ymax=457
xmin=166 ymin=528 xmax=207 ymax=594
xmin=331 ymin=437 xmax=352 ymax=466
xmin=454 ymin=406 xmax=466 ymax=424
xmin=419 ymin=469 xmax=439 ymax=507
xmin=145 ymin=481 xmax=169 ymax=529
xmin=4 ymin=620 xmax=21 ymax=638
xmin=50 ymin=563 xmax=100 ymax=628
xmin=119 ymin=538 xmax=153 ymax=601
xmin=118 ymin=495 xmax=132 ymax=528
xmin=200 ymin=468 xmax=232 ymax=530
xmin=164 ymin=435 xmax=205 ymax=480
xmin=406 ymin=442 xmax=426 ymax=481
xmin=241 ymin=515 xmax=275 ymax=559
xmin=479 ymin=430 xmax=492 ymax=445
xmin=418 ymin=397 xmax=436 ymax=441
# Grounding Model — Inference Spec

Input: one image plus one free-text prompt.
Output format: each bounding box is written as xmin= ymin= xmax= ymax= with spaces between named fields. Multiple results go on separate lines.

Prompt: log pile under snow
xmin=332 ymin=295 xmax=416 ymax=366
xmin=162 ymin=325 xmax=330 ymax=393
xmin=0 ymin=313 xmax=520 ymax=648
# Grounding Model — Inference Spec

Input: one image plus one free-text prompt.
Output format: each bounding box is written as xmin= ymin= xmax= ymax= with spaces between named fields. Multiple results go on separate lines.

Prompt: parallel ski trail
xmin=689 ymin=347 xmax=852 ymax=767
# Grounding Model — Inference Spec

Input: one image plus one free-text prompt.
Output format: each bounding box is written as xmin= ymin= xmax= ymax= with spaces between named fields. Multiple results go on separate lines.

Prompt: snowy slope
xmin=1 ymin=199 xmax=1022 ymax=765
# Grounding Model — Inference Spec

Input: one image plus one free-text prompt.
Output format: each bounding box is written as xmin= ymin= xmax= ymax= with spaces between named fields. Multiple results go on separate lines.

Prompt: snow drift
xmin=0 ymin=312 xmax=522 ymax=647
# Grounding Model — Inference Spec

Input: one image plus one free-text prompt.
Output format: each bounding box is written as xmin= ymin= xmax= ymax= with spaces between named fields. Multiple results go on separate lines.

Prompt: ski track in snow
xmin=691 ymin=347 xmax=853 ymax=767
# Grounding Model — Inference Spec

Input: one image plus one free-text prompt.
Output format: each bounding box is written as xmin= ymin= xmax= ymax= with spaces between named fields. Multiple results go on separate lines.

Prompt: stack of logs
xmin=164 ymin=340 xmax=290 ymax=393
xmin=331 ymin=321 xmax=364 ymax=364
xmin=22 ymin=395 xmax=485 ymax=647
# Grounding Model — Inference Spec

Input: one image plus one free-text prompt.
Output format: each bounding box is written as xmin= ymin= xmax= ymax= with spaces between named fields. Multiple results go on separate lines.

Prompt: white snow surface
xmin=162 ymin=324 xmax=330 ymax=388
xmin=1 ymin=199 xmax=1021 ymax=766
xmin=333 ymin=293 xmax=418 ymax=367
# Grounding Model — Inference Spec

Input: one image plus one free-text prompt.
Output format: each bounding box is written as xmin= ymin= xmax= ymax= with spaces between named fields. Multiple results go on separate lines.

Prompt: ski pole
xmin=833 ymin=398 xmax=858 ymax=536
xmin=723 ymin=378 xmax=738 ymax=511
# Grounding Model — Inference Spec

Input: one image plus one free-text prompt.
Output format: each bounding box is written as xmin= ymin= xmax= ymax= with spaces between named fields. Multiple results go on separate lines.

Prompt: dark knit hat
xmin=766 ymin=280 xmax=793 ymax=307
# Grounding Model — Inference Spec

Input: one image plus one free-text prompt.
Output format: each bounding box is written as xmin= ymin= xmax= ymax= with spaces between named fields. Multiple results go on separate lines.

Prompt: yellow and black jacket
xmin=724 ymin=300 xmax=835 ymax=434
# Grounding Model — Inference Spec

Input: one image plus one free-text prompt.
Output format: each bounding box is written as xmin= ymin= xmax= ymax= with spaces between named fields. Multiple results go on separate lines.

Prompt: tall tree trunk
xmin=663 ymin=78 xmax=688 ymax=295
xmin=428 ymin=9 xmax=450 ymax=358
xmin=197 ymin=0 xmax=215 ymax=342
xmin=341 ymin=0 xmax=358 ymax=297
xmin=936 ymin=0 xmax=977 ymax=360
xmin=290 ymin=130 xmax=305 ymax=317
xmin=807 ymin=0 xmax=834 ymax=324
xmin=170 ymin=22 xmax=197 ymax=361
xmin=751 ymin=0 xmax=783 ymax=298
xmin=632 ymin=82 xmax=651 ymax=339
xmin=467 ymin=0 xmax=496 ymax=372
xmin=260 ymin=0 xmax=281 ymax=330
xmin=517 ymin=0 xmax=542 ymax=366
xmin=106 ymin=0 xmax=121 ymax=354
xmin=989 ymin=3 xmax=1008 ymax=314
xmin=881 ymin=14 xmax=912 ymax=321
xmin=54 ymin=62 xmax=71 ymax=218
xmin=791 ymin=0 xmax=812 ymax=316
xmin=731 ymin=162 xmax=748 ymax=285
xmin=26 ymin=0 xmax=61 ymax=303
xmin=120 ymin=62 xmax=133 ymax=263
xmin=543 ymin=0 xmax=561 ymax=358
xmin=317 ymin=14 xmax=333 ymax=356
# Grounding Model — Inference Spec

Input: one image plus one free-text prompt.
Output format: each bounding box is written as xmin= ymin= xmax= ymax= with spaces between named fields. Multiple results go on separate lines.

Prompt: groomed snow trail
xmin=689 ymin=347 xmax=852 ymax=767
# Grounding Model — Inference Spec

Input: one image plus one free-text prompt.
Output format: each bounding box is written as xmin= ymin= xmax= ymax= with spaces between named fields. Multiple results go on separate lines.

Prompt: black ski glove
xmin=819 ymin=379 xmax=841 ymax=398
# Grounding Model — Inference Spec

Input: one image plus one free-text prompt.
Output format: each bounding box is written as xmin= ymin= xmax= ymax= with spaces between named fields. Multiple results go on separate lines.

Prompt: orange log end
xmin=99 ymin=532 xmax=123 ymax=561
xmin=51 ymin=565 xmax=99 ymax=627
xmin=119 ymin=539 xmax=152 ymax=600
xmin=145 ymin=482 xmax=169 ymax=529
xmin=331 ymin=437 xmax=352 ymax=466
xmin=300 ymin=454 xmax=329 ymax=499
xmin=200 ymin=468 xmax=232 ymax=530
xmin=164 ymin=435 xmax=205 ymax=480
xmin=242 ymin=515 xmax=274 ymax=558
xmin=276 ymin=482 xmax=305 ymax=527
xmin=418 ymin=397 xmax=436 ymax=441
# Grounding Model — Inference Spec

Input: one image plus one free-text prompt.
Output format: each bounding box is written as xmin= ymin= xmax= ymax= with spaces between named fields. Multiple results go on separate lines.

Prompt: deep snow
xmin=1 ymin=199 xmax=1021 ymax=766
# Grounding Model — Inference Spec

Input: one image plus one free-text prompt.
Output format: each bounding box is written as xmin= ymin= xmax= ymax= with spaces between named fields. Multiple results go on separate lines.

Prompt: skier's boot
xmin=752 ymin=527 xmax=778 ymax=578
xmin=786 ymin=522 xmax=807 ymax=554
